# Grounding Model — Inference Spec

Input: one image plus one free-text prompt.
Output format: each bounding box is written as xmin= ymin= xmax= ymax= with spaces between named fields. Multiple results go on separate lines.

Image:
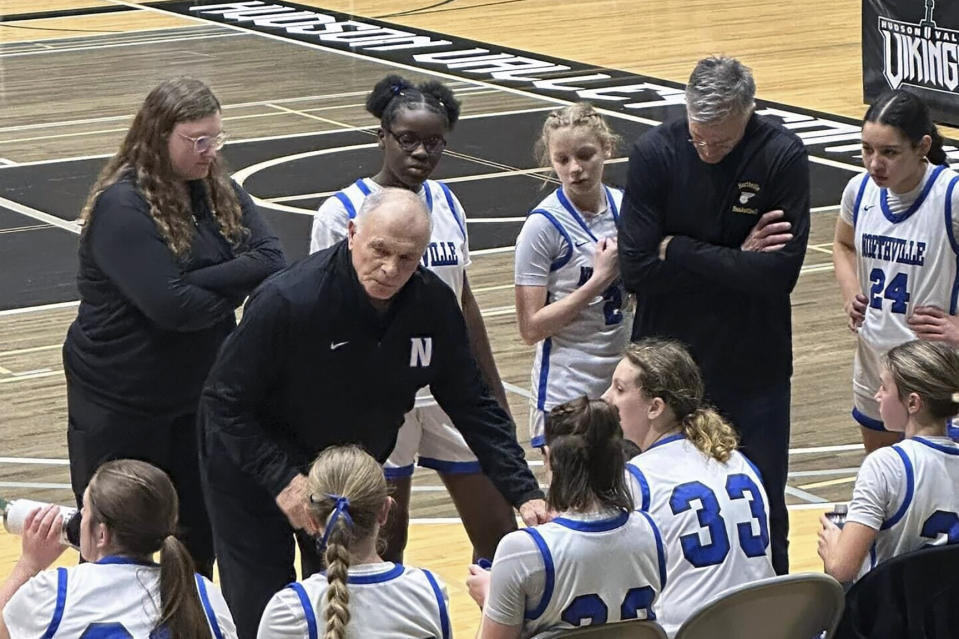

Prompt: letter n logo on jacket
xmin=410 ymin=337 xmax=433 ymax=367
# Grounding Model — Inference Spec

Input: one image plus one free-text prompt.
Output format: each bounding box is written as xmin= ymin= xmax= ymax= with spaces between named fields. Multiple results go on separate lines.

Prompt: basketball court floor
xmin=2 ymin=0 xmax=956 ymax=633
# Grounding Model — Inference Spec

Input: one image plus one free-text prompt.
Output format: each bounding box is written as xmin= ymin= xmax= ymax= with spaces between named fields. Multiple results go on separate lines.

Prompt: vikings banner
xmin=863 ymin=0 xmax=959 ymax=125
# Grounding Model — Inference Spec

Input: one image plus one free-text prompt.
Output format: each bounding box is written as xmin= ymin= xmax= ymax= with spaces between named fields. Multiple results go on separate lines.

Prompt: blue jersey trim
xmin=636 ymin=510 xmax=668 ymax=590
xmin=383 ymin=464 xmax=415 ymax=479
xmin=881 ymin=445 xmax=915 ymax=530
xmin=41 ymin=567 xmax=67 ymax=639
xmin=288 ymin=583 xmax=318 ymax=639
xmin=852 ymin=173 xmax=870 ymax=228
xmin=418 ymin=457 xmax=483 ymax=475
xmin=346 ymin=563 xmax=405 ymax=584
xmin=741 ymin=453 xmax=765 ymax=486
xmin=625 ymin=463 xmax=650 ymax=511
xmin=913 ymin=436 xmax=959 ymax=455
xmin=423 ymin=181 xmax=434 ymax=213
xmin=95 ymin=555 xmax=158 ymax=566
xmin=522 ymin=528 xmax=555 ymax=620
xmin=422 ymin=569 xmax=451 ymax=639
xmin=528 ymin=209 xmax=574 ymax=272
xmin=646 ymin=433 xmax=685 ymax=451
xmin=945 ymin=176 xmax=959 ymax=315
xmin=195 ymin=575 xmax=225 ymax=639
xmin=437 ymin=181 xmax=467 ymax=240
xmin=531 ymin=433 xmax=546 ymax=449
xmin=869 ymin=543 xmax=877 ymax=570
xmin=852 ymin=407 xmax=886 ymax=432
xmin=355 ymin=178 xmax=372 ymax=196
xmin=556 ymin=188 xmax=599 ymax=242
xmin=334 ymin=192 xmax=358 ymax=220
xmin=880 ymin=164 xmax=946 ymax=224
xmin=604 ymin=186 xmax=620 ymax=223
xmin=553 ymin=510 xmax=630 ymax=532
xmin=536 ymin=337 xmax=552 ymax=411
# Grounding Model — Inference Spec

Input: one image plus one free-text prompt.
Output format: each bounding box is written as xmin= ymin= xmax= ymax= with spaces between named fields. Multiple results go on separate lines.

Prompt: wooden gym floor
xmin=2 ymin=0 xmax=952 ymax=634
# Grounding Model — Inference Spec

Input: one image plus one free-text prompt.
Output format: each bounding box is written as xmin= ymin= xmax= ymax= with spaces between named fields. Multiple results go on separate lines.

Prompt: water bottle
xmin=1 ymin=498 xmax=82 ymax=549
xmin=824 ymin=503 xmax=848 ymax=529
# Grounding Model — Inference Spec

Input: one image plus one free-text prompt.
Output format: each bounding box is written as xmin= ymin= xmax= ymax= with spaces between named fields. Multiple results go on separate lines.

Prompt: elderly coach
xmin=198 ymin=188 xmax=546 ymax=638
xmin=618 ymin=56 xmax=810 ymax=575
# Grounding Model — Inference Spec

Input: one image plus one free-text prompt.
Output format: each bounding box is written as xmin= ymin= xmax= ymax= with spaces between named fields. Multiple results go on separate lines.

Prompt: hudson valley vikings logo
xmin=878 ymin=0 xmax=959 ymax=94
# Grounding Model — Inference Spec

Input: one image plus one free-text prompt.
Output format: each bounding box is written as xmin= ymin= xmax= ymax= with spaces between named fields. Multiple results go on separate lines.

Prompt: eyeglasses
xmin=387 ymin=129 xmax=446 ymax=154
xmin=687 ymin=136 xmax=738 ymax=151
xmin=178 ymin=131 xmax=227 ymax=154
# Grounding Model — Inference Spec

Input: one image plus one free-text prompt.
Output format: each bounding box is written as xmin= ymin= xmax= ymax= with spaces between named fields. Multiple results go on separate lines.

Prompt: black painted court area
xmin=0 ymin=106 xmax=854 ymax=311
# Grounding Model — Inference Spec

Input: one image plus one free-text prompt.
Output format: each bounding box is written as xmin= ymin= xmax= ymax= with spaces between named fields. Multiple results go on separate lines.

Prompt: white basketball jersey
xmin=2 ymin=558 xmax=234 ymax=638
xmin=860 ymin=437 xmax=959 ymax=579
xmin=310 ymin=177 xmax=470 ymax=304
xmin=851 ymin=165 xmax=959 ymax=352
xmin=519 ymin=510 xmax=666 ymax=638
xmin=625 ymin=435 xmax=775 ymax=637
xmin=525 ymin=187 xmax=631 ymax=421
xmin=257 ymin=562 xmax=450 ymax=639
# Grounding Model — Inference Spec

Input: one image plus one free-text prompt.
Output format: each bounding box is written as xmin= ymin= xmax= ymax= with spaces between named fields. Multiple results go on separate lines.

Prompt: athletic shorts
xmin=852 ymin=339 xmax=886 ymax=431
xmin=383 ymin=402 xmax=480 ymax=479
xmin=529 ymin=403 xmax=546 ymax=449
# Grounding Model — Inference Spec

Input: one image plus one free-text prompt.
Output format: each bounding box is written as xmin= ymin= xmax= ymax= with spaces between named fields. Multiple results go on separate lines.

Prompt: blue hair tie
xmin=318 ymin=494 xmax=353 ymax=552
xmin=390 ymin=84 xmax=403 ymax=96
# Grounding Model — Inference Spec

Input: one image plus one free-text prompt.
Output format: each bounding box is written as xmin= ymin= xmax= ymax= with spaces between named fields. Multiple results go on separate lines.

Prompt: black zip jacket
xmin=199 ymin=240 xmax=542 ymax=506
xmin=62 ymin=177 xmax=286 ymax=413
xmin=618 ymin=114 xmax=810 ymax=391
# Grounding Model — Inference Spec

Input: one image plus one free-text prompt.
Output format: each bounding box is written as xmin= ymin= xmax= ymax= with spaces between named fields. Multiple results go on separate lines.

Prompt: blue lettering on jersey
xmin=860 ymin=234 xmax=927 ymax=266
xmin=422 ymin=242 xmax=459 ymax=267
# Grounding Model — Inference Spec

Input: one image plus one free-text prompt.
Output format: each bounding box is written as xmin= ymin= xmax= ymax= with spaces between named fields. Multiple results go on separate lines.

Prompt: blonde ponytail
xmin=681 ymin=407 xmax=739 ymax=463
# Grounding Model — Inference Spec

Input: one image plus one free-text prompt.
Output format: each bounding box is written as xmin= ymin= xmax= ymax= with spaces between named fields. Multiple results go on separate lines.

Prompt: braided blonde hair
xmin=624 ymin=339 xmax=739 ymax=462
xmin=307 ymin=446 xmax=388 ymax=639
xmin=80 ymin=77 xmax=247 ymax=257
xmin=534 ymin=102 xmax=621 ymax=167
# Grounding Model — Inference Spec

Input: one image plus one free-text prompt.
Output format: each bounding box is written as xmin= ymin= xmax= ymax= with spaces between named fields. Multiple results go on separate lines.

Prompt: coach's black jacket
xmin=199 ymin=239 xmax=542 ymax=506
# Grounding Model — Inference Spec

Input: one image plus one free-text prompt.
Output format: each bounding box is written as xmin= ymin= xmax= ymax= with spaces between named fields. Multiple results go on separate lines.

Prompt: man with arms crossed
xmin=618 ymin=56 xmax=810 ymax=575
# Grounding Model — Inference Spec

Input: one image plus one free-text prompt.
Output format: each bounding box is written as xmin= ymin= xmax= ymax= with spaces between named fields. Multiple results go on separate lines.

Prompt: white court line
xmin=790 ymin=443 xmax=863 ymax=454
xmin=0 ymin=370 xmax=61 ymax=383
xmin=0 ymin=32 xmax=242 ymax=59
xmin=410 ymin=504 xmax=840 ymax=522
xmin=0 ymin=300 xmax=79 ymax=317
xmin=502 ymin=381 xmax=532 ymax=399
xmin=471 ymin=283 xmax=513 ymax=293
xmin=787 ymin=468 xmax=860 ymax=477
xmin=0 ymin=482 xmax=71 ymax=490
xmin=0 ymin=457 xmax=69 ymax=466
xmin=784 ymin=485 xmax=829 ymax=503
xmin=0 ymin=344 xmax=61 ymax=357
xmin=0 ymin=196 xmax=80 ymax=235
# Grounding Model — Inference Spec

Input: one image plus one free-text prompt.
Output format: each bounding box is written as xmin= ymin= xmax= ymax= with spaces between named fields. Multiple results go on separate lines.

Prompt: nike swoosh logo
xmin=574 ymin=241 xmax=589 ymax=248
xmin=330 ymin=341 xmax=349 ymax=350
xmin=863 ymin=205 xmax=874 ymax=211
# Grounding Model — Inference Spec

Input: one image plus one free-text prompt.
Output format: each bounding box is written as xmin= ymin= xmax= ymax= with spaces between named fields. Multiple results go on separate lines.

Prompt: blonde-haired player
xmin=515 ymin=102 xmax=629 ymax=449
xmin=258 ymin=445 xmax=451 ymax=639
xmin=604 ymin=339 xmax=774 ymax=637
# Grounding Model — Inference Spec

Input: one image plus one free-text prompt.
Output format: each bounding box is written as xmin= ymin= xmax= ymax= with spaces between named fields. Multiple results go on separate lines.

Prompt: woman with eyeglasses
xmin=310 ymin=74 xmax=517 ymax=565
xmin=62 ymin=77 xmax=286 ymax=576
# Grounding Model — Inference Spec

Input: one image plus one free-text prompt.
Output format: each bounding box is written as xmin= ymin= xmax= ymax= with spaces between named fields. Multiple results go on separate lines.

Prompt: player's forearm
xmin=516 ymin=282 xmax=603 ymax=345
xmin=0 ymin=561 xmax=38 ymax=620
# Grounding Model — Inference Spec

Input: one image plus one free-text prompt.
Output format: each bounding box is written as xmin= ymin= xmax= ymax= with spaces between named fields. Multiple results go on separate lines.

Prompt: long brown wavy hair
xmin=80 ymin=77 xmax=247 ymax=256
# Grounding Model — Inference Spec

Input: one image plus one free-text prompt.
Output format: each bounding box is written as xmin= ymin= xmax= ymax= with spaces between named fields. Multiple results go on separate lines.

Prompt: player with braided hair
xmin=467 ymin=397 xmax=666 ymax=638
xmin=310 ymin=73 xmax=517 ymax=563
xmin=604 ymin=338 xmax=774 ymax=636
xmin=514 ymin=102 xmax=629 ymax=451
xmin=257 ymin=446 xmax=451 ymax=639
